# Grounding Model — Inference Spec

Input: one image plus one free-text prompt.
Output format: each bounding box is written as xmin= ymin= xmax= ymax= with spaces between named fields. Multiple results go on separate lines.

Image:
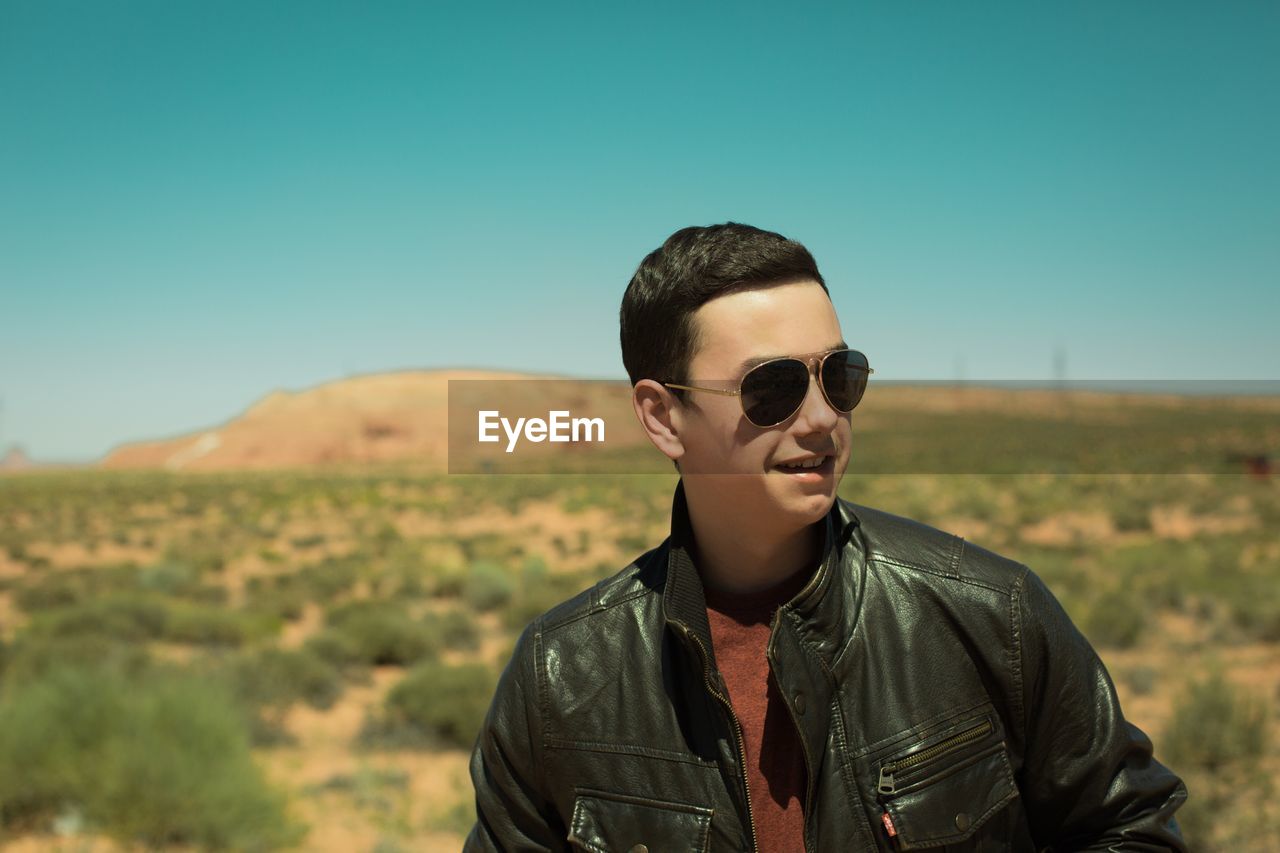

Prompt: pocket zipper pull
xmin=877 ymin=764 xmax=896 ymax=795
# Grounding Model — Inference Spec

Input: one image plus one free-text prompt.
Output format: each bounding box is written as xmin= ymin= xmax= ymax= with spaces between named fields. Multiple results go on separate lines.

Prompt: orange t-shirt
xmin=704 ymin=565 xmax=813 ymax=852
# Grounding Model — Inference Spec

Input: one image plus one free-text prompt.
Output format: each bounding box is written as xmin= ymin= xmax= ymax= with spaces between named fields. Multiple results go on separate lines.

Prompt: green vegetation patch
xmin=0 ymin=664 xmax=303 ymax=850
xmin=360 ymin=661 xmax=496 ymax=751
xmin=313 ymin=600 xmax=441 ymax=667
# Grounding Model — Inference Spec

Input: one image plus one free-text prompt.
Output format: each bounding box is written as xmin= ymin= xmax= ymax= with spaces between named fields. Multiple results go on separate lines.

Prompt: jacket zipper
xmin=876 ymin=718 xmax=993 ymax=796
xmin=680 ymin=625 xmax=758 ymax=853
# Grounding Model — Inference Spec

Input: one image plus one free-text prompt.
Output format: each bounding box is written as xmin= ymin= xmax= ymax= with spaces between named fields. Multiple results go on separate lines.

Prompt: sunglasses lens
xmin=741 ymin=359 xmax=809 ymax=426
xmin=821 ymin=349 xmax=870 ymax=412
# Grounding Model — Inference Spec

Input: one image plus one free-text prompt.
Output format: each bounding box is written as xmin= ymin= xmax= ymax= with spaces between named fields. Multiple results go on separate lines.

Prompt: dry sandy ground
xmin=393 ymin=500 xmax=640 ymax=575
xmin=257 ymin=665 xmax=471 ymax=851
xmin=1106 ymin=608 xmax=1280 ymax=752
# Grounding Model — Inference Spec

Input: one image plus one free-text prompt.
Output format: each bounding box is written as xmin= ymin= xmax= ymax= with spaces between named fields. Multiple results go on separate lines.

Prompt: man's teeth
xmin=782 ymin=457 xmax=826 ymax=469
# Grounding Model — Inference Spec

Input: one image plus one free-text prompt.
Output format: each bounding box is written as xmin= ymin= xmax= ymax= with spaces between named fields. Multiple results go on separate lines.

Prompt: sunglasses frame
xmin=663 ymin=347 xmax=873 ymax=428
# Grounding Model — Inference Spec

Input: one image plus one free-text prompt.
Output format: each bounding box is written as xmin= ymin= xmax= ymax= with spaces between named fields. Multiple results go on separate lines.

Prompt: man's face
xmin=675 ymin=279 xmax=853 ymax=531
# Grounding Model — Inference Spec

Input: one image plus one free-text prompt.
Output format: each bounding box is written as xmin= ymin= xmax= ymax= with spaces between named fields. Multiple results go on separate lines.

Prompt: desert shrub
xmin=13 ymin=573 xmax=84 ymax=611
xmin=614 ymin=532 xmax=650 ymax=554
xmin=502 ymin=559 xmax=590 ymax=632
xmin=303 ymin=766 xmax=411 ymax=818
xmin=0 ymin=664 xmax=302 ymax=849
xmin=1082 ymin=585 xmax=1146 ymax=650
xmin=13 ymin=565 xmax=139 ymax=613
xmin=290 ymin=533 xmax=326 ymax=549
xmin=1107 ymin=496 xmax=1153 ymax=533
xmin=27 ymin=594 xmax=169 ymax=643
xmin=303 ymin=630 xmax=372 ymax=680
xmin=209 ymin=646 xmax=345 ymax=746
xmin=1122 ymin=666 xmax=1158 ymax=697
xmin=370 ymin=541 xmax=432 ymax=599
xmin=387 ymin=564 xmax=434 ymax=601
xmin=393 ymin=569 xmax=429 ymax=598
xmin=1165 ymin=671 xmax=1268 ymax=774
xmin=1113 ymin=533 xmax=1280 ymax=643
xmin=244 ymin=578 xmax=309 ymax=622
xmin=430 ymin=798 xmax=479 ymax=836
xmin=459 ymin=533 xmax=523 ymax=565
xmin=430 ymin=564 xmax=468 ymax=599
xmin=137 ymin=559 xmax=229 ymax=604
xmin=182 ymin=583 xmax=230 ymax=605
xmin=222 ymin=646 xmax=344 ymax=713
xmin=161 ymin=602 xmax=279 ymax=647
xmin=436 ymin=609 xmax=481 ymax=651
xmin=183 ymin=544 xmax=227 ymax=574
xmin=371 ymin=522 xmax=402 ymax=554
xmin=321 ymin=600 xmax=439 ymax=666
xmin=16 ymin=562 xmax=229 ymax=617
xmin=137 ymin=559 xmax=200 ymax=595
xmin=1226 ymin=582 xmax=1280 ymax=644
xmin=1 ymin=632 xmax=151 ymax=688
xmin=1161 ymin=671 xmax=1274 ymax=849
xmin=296 ymin=556 xmax=361 ymax=601
xmin=464 ymin=561 xmax=514 ymax=612
xmin=362 ymin=662 xmax=495 ymax=750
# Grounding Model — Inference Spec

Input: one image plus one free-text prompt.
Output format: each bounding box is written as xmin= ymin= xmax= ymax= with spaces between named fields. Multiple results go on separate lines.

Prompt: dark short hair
xmin=619 ymin=222 xmax=828 ymax=397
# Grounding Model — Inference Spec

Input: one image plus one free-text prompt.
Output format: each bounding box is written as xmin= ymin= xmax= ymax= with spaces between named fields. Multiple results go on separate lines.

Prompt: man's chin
xmin=766 ymin=482 xmax=836 ymax=519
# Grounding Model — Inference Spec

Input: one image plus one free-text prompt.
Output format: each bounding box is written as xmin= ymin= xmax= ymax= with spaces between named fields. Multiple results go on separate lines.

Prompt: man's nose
xmin=792 ymin=361 xmax=841 ymax=431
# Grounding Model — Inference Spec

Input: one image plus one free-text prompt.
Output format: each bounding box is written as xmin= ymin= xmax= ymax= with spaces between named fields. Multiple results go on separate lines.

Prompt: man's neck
xmin=685 ymin=491 xmax=825 ymax=596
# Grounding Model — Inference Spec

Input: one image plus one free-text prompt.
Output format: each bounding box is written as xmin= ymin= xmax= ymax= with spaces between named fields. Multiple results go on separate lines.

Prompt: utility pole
xmin=1052 ymin=344 xmax=1067 ymax=390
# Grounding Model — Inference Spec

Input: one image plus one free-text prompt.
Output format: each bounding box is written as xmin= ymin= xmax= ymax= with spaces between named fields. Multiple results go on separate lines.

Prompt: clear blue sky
xmin=2 ymin=1 xmax=1276 ymax=462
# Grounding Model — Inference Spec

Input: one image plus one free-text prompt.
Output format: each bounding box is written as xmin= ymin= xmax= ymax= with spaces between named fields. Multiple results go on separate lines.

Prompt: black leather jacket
xmin=466 ymin=480 xmax=1188 ymax=851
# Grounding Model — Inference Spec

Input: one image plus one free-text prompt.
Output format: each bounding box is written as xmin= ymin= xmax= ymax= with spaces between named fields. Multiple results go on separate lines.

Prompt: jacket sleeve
xmin=464 ymin=621 xmax=567 ymax=851
xmin=1015 ymin=566 xmax=1189 ymax=851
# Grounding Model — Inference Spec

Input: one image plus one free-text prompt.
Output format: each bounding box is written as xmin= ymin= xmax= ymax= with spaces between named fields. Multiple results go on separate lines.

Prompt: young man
xmin=466 ymin=223 xmax=1188 ymax=851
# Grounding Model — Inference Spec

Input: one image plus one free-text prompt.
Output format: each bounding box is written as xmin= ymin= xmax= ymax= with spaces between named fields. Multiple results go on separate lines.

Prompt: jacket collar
xmin=661 ymin=477 xmax=855 ymax=659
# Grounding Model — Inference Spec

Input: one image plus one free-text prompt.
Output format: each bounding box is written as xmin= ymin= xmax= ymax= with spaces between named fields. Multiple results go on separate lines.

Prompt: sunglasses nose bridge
xmin=793 ymin=355 xmax=834 ymax=419
xmin=806 ymin=354 xmax=824 ymax=382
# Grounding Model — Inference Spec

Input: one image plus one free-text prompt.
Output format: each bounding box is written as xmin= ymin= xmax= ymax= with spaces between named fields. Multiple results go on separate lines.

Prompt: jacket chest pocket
xmin=873 ymin=711 xmax=1019 ymax=850
xmin=567 ymin=789 xmax=714 ymax=853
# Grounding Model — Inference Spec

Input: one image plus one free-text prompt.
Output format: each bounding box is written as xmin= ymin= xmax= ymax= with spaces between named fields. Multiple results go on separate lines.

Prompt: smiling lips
xmin=775 ymin=454 xmax=833 ymax=472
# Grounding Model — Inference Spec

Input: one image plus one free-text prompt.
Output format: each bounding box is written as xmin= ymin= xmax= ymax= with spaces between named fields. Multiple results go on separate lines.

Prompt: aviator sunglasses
xmin=663 ymin=348 xmax=873 ymax=428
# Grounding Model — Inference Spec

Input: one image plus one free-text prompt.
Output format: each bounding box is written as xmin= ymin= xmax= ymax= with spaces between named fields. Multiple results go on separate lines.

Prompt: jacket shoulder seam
xmin=869 ymin=552 xmax=1010 ymax=596
xmin=950 ymin=534 xmax=964 ymax=574
xmin=533 ymin=624 xmax=550 ymax=756
xmin=1010 ymin=563 xmax=1030 ymax=749
xmin=540 ymin=586 xmax=651 ymax=633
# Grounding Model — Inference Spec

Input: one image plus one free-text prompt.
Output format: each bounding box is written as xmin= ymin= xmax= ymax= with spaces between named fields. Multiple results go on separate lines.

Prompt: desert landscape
xmin=0 ymin=370 xmax=1277 ymax=850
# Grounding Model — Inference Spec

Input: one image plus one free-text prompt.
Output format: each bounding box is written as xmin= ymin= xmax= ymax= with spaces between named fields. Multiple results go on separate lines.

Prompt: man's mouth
xmin=773 ymin=454 xmax=835 ymax=475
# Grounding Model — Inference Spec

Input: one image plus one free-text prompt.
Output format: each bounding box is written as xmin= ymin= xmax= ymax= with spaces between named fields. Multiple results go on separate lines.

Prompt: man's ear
xmin=632 ymin=379 xmax=685 ymax=468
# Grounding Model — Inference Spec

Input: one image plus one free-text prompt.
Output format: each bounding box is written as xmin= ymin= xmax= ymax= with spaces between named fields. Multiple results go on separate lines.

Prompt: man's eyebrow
xmin=734 ymin=340 xmax=849 ymax=375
